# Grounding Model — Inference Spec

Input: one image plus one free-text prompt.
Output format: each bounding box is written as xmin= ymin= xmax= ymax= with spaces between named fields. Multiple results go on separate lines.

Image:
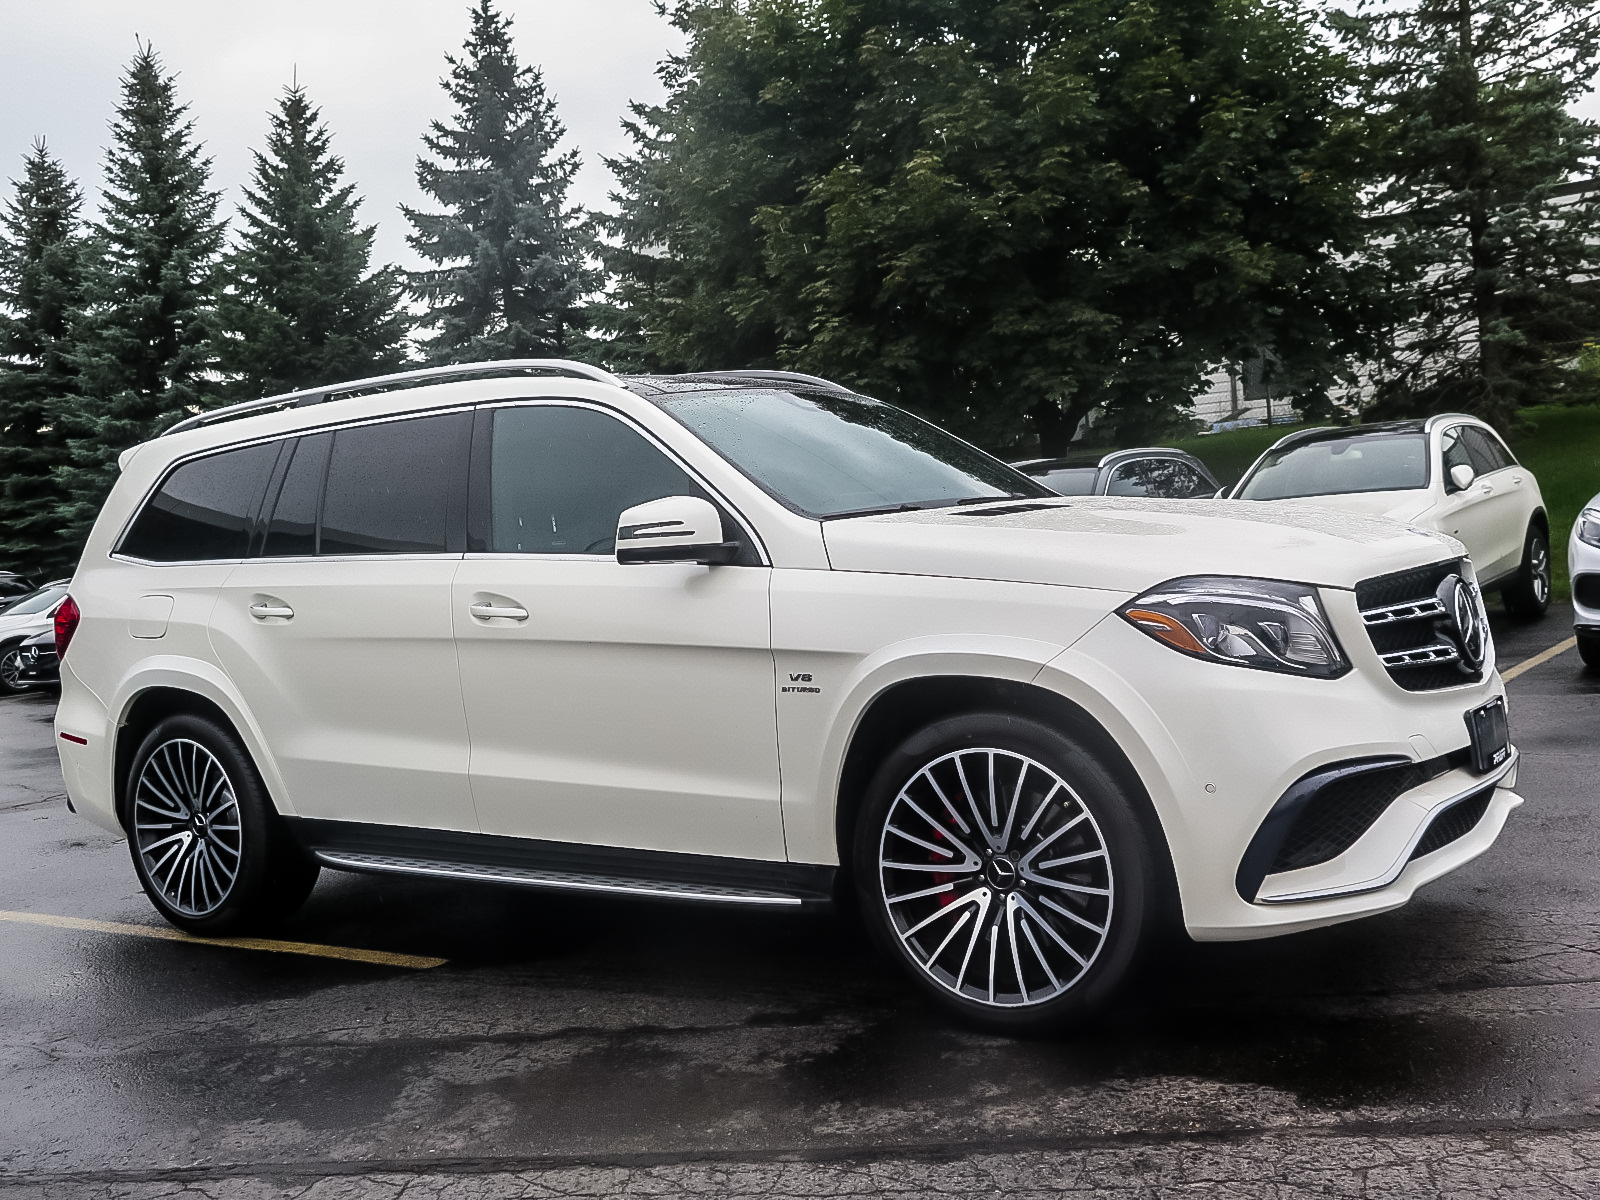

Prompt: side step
xmin=287 ymin=818 xmax=835 ymax=910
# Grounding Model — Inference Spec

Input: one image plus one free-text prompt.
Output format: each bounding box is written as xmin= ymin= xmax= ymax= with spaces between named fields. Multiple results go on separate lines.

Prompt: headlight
xmin=1579 ymin=509 xmax=1600 ymax=548
xmin=1118 ymin=576 xmax=1349 ymax=678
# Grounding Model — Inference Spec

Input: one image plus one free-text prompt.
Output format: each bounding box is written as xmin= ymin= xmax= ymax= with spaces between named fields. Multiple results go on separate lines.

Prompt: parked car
xmin=55 ymin=360 xmax=1521 ymax=1033
xmin=0 ymin=570 xmax=36 ymax=610
xmin=0 ymin=580 xmax=71 ymax=693
xmin=1230 ymin=417 xmax=1550 ymax=618
xmin=12 ymin=628 xmax=58 ymax=688
xmin=1012 ymin=447 xmax=1221 ymax=498
xmin=1571 ymin=495 xmax=1600 ymax=668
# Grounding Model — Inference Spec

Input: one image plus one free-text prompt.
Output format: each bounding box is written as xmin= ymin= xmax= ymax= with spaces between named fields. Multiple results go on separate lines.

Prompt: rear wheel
xmin=854 ymin=712 xmax=1158 ymax=1034
xmin=126 ymin=712 xmax=318 ymax=935
xmin=1579 ymin=632 xmax=1600 ymax=671
xmin=1501 ymin=525 xmax=1551 ymax=619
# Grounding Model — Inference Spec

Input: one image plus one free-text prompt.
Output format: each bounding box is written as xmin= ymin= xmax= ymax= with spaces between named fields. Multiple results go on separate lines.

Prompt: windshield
xmin=651 ymin=388 xmax=1049 ymax=518
xmin=0 ymin=586 xmax=65 ymax=617
xmin=1237 ymin=433 xmax=1430 ymax=500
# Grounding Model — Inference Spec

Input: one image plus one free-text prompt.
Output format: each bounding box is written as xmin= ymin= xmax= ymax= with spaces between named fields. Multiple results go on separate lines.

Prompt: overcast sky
xmin=0 ymin=0 xmax=684 ymax=272
xmin=2 ymin=2 xmax=1597 ymax=280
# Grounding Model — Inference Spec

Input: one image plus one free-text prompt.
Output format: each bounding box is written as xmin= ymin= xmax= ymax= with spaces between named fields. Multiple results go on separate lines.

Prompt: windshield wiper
xmin=823 ymin=493 xmax=1037 ymax=520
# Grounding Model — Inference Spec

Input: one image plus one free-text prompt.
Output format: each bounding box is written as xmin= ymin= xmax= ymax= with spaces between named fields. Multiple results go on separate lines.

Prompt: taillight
xmin=54 ymin=595 xmax=80 ymax=660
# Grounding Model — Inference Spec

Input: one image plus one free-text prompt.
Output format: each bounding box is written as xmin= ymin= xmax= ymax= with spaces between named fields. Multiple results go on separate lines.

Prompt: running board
xmin=314 ymin=850 xmax=806 ymax=906
xmin=286 ymin=818 xmax=835 ymax=910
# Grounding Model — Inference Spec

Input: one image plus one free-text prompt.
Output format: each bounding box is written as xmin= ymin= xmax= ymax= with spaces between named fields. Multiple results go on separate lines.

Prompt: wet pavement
xmin=0 ymin=604 xmax=1596 ymax=1198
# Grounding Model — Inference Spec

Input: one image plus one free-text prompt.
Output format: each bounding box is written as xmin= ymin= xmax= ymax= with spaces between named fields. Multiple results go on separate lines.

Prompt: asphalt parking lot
xmin=0 ymin=604 xmax=1596 ymax=1199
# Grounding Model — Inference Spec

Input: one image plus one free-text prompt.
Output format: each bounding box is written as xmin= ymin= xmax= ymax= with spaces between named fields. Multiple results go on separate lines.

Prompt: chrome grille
xmin=1355 ymin=559 xmax=1485 ymax=691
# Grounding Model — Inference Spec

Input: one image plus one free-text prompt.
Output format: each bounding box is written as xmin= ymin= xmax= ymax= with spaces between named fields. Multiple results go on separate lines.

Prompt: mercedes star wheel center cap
xmin=986 ymin=855 xmax=1019 ymax=891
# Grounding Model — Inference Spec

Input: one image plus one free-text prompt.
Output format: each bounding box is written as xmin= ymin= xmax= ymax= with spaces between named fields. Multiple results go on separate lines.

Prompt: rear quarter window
xmin=118 ymin=442 xmax=280 ymax=562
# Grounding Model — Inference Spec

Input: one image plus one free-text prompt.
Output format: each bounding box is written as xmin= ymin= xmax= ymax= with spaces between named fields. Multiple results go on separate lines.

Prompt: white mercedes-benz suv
xmin=54 ymin=361 xmax=1521 ymax=1032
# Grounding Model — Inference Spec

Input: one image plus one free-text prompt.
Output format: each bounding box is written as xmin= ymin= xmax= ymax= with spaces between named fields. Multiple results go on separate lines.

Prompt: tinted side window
xmin=261 ymin=433 xmax=331 ymax=558
xmin=1463 ymin=427 xmax=1515 ymax=473
xmin=1441 ymin=426 xmax=1474 ymax=487
xmin=1108 ymin=458 xmax=1211 ymax=498
xmin=318 ymin=413 xmax=469 ymax=556
xmin=1039 ymin=468 xmax=1098 ymax=496
xmin=119 ymin=442 xmax=279 ymax=562
xmin=489 ymin=406 xmax=710 ymax=554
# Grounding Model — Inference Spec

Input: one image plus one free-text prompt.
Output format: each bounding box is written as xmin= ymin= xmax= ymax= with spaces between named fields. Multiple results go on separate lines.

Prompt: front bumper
xmin=1036 ymin=584 xmax=1520 ymax=942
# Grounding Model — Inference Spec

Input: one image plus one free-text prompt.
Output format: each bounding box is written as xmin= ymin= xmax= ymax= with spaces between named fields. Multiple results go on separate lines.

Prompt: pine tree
xmin=217 ymin=85 xmax=408 ymax=399
xmin=403 ymin=0 xmax=593 ymax=365
xmin=0 ymin=141 xmax=88 ymax=579
xmin=1332 ymin=0 xmax=1600 ymax=431
xmin=55 ymin=42 xmax=226 ymax=546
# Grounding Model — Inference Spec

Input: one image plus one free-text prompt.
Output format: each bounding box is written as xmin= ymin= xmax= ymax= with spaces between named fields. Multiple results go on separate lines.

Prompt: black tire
xmin=853 ymin=712 xmax=1159 ymax=1035
xmin=1501 ymin=524 xmax=1552 ymax=619
xmin=125 ymin=712 xmax=318 ymax=935
xmin=1579 ymin=632 xmax=1600 ymax=671
xmin=0 ymin=642 xmax=29 ymax=694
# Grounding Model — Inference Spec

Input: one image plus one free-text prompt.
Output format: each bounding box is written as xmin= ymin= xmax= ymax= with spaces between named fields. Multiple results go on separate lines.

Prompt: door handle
xmin=249 ymin=601 xmax=294 ymax=620
xmin=469 ymin=601 xmax=529 ymax=621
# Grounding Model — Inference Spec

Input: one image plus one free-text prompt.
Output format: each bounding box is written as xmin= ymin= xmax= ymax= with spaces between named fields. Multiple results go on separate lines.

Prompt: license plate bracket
xmin=1465 ymin=697 xmax=1510 ymax=775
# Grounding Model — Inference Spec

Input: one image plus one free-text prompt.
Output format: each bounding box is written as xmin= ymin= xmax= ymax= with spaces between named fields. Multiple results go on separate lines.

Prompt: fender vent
xmin=1409 ymin=785 xmax=1494 ymax=860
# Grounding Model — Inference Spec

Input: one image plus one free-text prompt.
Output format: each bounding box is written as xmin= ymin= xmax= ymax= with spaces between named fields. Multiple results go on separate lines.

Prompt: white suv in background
xmin=1230 ymin=417 xmax=1550 ymax=618
xmin=54 ymin=361 xmax=1522 ymax=1032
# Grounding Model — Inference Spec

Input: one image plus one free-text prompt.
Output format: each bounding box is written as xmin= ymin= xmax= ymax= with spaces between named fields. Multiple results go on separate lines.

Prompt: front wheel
xmin=854 ymin=712 xmax=1159 ymax=1034
xmin=126 ymin=712 xmax=319 ymax=935
xmin=1579 ymin=632 xmax=1600 ymax=671
xmin=1502 ymin=525 xmax=1551 ymax=619
xmin=0 ymin=644 xmax=30 ymax=694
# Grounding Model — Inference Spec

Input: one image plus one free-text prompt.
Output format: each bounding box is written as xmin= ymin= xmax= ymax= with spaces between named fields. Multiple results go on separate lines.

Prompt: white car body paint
xmin=56 ymin=374 xmax=1523 ymax=942
xmin=1232 ymin=415 xmax=1545 ymax=591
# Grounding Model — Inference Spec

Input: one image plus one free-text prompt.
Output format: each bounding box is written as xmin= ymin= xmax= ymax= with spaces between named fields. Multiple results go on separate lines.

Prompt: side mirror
xmin=1448 ymin=463 xmax=1476 ymax=492
xmin=616 ymin=495 xmax=740 ymax=565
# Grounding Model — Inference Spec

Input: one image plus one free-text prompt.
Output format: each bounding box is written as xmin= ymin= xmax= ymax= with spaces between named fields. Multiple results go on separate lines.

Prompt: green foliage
xmin=606 ymin=0 xmax=1376 ymax=455
xmin=1505 ymin=403 xmax=1600 ymax=601
xmin=55 ymin=42 xmax=226 ymax=548
xmin=216 ymin=85 xmax=409 ymax=399
xmin=404 ymin=0 xmax=594 ymax=364
xmin=1331 ymin=0 xmax=1600 ymax=432
xmin=0 ymin=141 xmax=88 ymax=578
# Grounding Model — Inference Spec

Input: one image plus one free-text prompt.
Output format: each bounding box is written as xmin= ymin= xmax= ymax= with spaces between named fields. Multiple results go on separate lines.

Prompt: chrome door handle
xmin=469 ymin=601 xmax=529 ymax=621
xmin=249 ymin=602 xmax=294 ymax=620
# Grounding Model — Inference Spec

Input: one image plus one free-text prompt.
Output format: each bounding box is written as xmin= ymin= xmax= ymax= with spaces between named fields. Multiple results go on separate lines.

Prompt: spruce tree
xmin=0 ymin=141 xmax=87 ymax=579
xmin=56 ymin=42 xmax=226 ymax=546
xmin=1332 ymin=0 xmax=1600 ymax=430
xmin=217 ymin=85 xmax=408 ymax=399
xmin=403 ymin=0 xmax=592 ymax=364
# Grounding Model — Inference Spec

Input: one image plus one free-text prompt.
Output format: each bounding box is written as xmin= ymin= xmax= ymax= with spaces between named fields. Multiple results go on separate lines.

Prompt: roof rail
xmin=161 ymin=359 xmax=626 ymax=437
xmin=679 ymin=369 xmax=853 ymax=393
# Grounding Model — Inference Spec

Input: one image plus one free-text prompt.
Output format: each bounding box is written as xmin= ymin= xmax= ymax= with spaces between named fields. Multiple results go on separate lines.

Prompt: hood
xmin=821 ymin=497 xmax=1462 ymax=595
xmin=1256 ymin=490 xmax=1437 ymax=525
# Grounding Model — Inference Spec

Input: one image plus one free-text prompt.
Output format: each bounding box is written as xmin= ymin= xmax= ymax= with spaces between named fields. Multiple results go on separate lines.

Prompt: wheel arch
xmin=110 ymin=661 xmax=291 ymax=831
xmin=1530 ymin=506 xmax=1549 ymax=541
xmin=833 ymin=674 xmax=1178 ymax=918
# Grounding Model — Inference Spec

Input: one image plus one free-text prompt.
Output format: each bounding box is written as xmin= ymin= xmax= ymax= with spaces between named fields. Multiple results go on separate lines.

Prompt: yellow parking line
xmin=0 ymin=910 xmax=446 ymax=969
xmin=1501 ymin=637 xmax=1579 ymax=683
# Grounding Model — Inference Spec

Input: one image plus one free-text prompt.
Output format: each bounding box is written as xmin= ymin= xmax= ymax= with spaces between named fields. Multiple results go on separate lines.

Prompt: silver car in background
xmin=0 ymin=581 xmax=70 ymax=693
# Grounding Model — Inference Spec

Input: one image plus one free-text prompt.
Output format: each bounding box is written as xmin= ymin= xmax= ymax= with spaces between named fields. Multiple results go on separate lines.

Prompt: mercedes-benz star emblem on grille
xmin=1435 ymin=573 xmax=1487 ymax=672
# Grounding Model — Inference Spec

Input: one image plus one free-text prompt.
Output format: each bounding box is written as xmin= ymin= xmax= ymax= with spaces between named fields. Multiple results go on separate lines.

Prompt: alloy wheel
xmin=1532 ymin=541 xmax=1550 ymax=604
xmin=132 ymin=738 xmax=244 ymax=917
xmin=877 ymin=747 xmax=1114 ymax=1008
xmin=0 ymin=649 xmax=22 ymax=691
